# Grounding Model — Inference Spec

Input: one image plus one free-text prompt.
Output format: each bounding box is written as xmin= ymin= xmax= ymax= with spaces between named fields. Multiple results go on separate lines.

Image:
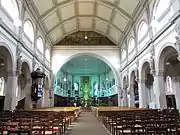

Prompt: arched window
xmin=138 ymin=21 xmax=148 ymax=42
xmin=128 ymin=38 xmax=135 ymax=53
xmin=45 ymin=49 xmax=50 ymax=61
xmin=121 ymin=49 xmax=127 ymax=60
xmin=166 ymin=76 xmax=173 ymax=94
xmin=37 ymin=37 xmax=44 ymax=54
xmin=23 ymin=21 xmax=34 ymax=42
xmin=153 ymin=0 xmax=171 ymax=20
xmin=0 ymin=77 xmax=5 ymax=96
xmin=1 ymin=0 xmax=19 ymax=20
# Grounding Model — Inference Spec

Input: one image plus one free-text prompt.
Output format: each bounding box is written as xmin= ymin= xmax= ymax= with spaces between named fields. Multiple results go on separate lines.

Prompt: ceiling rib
xmin=92 ymin=0 xmax=98 ymax=30
xmin=119 ymin=0 xmax=148 ymax=46
xmin=47 ymin=15 xmax=123 ymax=35
xmin=75 ymin=0 xmax=80 ymax=30
xmin=99 ymin=0 xmax=132 ymax=20
xmin=53 ymin=0 xmax=65 ymax=34
xmin=39 ymin=0 xmax=73 ymax=20
xmin=106 ymin=0 xmax=119 ymax=35
xmin=39 ymin=0 xmax=132 ymax=21
xmin=25 ymin=0 xmax=53 ymax=45
xmin=29 ymin=0 xmax=145 ymax=45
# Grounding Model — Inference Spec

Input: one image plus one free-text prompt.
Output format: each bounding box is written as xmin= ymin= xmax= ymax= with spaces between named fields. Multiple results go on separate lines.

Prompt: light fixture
xmin=105 ymin=65 xmax=108 ymax=81
xmin=0 ymin=62 xmax=4 ymax=66
xmin=0 ymin=59 xmax=4 ymax=66
xmin=166 ymin=61 xmax=170 ymax=65
xmin=63 ymin=66 xmax=68 ymax=82
xmin=84 ymin=35 xmax=88 ymax=40
xmin=63 ymin=77 xmax=67 ymax=82
xmin=14 ymin=18 xmax=22 ymax=27
xmin=84 ymin=58 xmax=88 ymax=62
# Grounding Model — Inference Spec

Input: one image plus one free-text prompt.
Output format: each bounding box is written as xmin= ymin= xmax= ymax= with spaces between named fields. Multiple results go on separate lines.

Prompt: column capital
xmin=138 ymin=79 xmax=146 ymax=83
xmin=6 ymin=68 xmax=17 ymax=77
xmin=155 ymin=70 xmax=164 ymax=77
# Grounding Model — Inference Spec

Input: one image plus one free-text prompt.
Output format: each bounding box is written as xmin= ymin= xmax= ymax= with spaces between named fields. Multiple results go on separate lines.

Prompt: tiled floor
xmin=65 ymin=112 xmax=109 ymax=135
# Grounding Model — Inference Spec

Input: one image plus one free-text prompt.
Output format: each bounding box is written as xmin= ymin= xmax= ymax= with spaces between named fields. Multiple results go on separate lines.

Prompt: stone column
xmin=117 ymin=86 xmax=124 ymax=106
xmin=173 ymin=76 xmax=180 ymax=110
xmin=49 ymin=74 xmax=55 ymax=107
xmin=153 ymin=70 xmax=167 ymax=109
xmin=24 ymin=76 xmax=32 ymax=109
xmin=138 ymin=79 xmax=147 ymax=108
xmin=128 ymin=84 xmax=135 ymax=107
xmin=118 ymin=91 xmax=121 ymax=106
xmin=122 ymin=88 xmax=128 ymax=107
xmin=117 ymin=86 xmax=122 ymax=106
xmin=4 ymin=70 xmax=18 ymax=110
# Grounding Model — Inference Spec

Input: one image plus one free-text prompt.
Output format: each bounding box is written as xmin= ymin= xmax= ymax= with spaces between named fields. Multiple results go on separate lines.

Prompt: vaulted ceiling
xmin=28 ymin=0 xmax=146 ymax=45
xmin=61 ymin=55 xmax=111 ymax=75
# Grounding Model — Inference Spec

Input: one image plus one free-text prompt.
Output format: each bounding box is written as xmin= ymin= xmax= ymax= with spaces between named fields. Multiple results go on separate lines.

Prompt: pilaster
xmin=128 ymin=84 xmax=135 ymax=107
xmin=4 ymin=69 xmax=18 ymax=110
xmin=138 ymin=79 xmax=147 ymax=108
xmin=153 ymin=70 xmax=167 ymax=109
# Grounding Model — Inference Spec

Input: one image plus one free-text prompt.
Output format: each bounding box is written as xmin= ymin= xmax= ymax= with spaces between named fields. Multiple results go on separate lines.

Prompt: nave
xmin=65 ymin=112 xmax=109 ymax=135
xmin=1 ymin=107 xmax=180 ymax=135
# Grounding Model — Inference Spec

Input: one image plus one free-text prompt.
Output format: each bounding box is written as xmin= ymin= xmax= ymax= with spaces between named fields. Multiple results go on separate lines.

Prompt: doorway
xmin=166 ymin=95 xmax=176 ymax=109
xmin=0 ymin=96 xmax=5 ymax=110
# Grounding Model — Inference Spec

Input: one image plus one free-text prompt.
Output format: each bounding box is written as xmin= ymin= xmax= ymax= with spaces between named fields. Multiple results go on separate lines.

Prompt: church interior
xmin=0 ymin=0 xmax=180 ymax=134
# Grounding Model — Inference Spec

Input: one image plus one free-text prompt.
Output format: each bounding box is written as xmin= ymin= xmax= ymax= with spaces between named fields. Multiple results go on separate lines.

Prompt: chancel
xmin=1 ymin=0 xmax=180 ymax=134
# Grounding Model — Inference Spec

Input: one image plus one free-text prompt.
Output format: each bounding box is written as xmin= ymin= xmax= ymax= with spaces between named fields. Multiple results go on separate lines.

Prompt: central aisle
xmin=66 ymin=112 xmax=109 ymax=135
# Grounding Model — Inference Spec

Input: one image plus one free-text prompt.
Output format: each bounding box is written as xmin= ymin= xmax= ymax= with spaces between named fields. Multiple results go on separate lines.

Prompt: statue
xmin=16 ymin=51 xmax=22 ymax=76
xmin=149 ymin=56 xmax=155 ymax=72
xmin=134 ymin=67 xmax=139 ymax=81
xmin=149 ymin=46 xmax=155 ymax=74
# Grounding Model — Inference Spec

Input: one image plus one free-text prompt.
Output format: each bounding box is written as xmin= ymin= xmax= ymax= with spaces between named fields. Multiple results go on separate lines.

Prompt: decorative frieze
xmin=56 ymin=31 xmax=116 ymax=46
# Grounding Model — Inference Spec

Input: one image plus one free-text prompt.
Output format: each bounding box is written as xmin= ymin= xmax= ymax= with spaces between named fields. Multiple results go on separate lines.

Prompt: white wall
xmin=52 ymin=45 xmax=121 ymax=86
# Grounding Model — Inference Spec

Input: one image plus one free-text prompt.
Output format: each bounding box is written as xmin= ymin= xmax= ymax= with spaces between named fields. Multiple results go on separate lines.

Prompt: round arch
xmin=0 ymin=45 xmax=14 ymax=110
xmin=157 ymin=45 xmax=177 ymax=70
xmin=21 ymin=62 xmax=31 ymax=80
xmin=54 ymin=52 xmax=121 ymax=88
xmin=129 ymin=70 xmax=139 ymax=107
xmin=17 ymin=61 xmax=32 ymax=110
xmin=130 ymin=71 xmax=136 ymax=85
xmin=157 ymin=45 xmax=179 ymax=109
xmin=17 ymin=61 xmax=31 ymax=96
xmin=141 ymin=61 xmax=151 ymax=80
xmin=122 ymin=75 xmax=128 ymax=89
xmin=0 ymin=45 xmax=14 ymax=78
xmin=140 ymin=60 xmax=151 ymax=80
xmin=21 ymin=59 xmax=32 ymax=73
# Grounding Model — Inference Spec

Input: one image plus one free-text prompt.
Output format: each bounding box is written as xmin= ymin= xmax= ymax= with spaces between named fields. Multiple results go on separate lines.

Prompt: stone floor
xmin=65 ymin=112 xmax=110 ymax=135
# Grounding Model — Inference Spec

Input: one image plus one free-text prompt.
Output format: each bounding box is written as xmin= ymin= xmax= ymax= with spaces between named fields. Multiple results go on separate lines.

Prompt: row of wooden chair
xmin=98 ymin=109 xmax=180 ymax=135
xmin=0 ymin=110 xmax=75 ymax=135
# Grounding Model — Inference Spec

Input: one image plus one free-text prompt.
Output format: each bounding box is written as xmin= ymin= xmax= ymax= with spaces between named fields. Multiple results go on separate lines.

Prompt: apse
xmin=54 ymin=55 xmax=118 ymax=106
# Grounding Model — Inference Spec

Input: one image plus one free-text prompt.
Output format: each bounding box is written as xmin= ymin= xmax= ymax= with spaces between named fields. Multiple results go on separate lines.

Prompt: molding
xmin=0 ymin=19 xmax=52 ymax=72
xmin=56 ymin=31 xmax=116 ymax=46
xmin=120 ymin=11 xmax=180 ymax=72
xmin=53 ymin=45 xmax=119 ymax=51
